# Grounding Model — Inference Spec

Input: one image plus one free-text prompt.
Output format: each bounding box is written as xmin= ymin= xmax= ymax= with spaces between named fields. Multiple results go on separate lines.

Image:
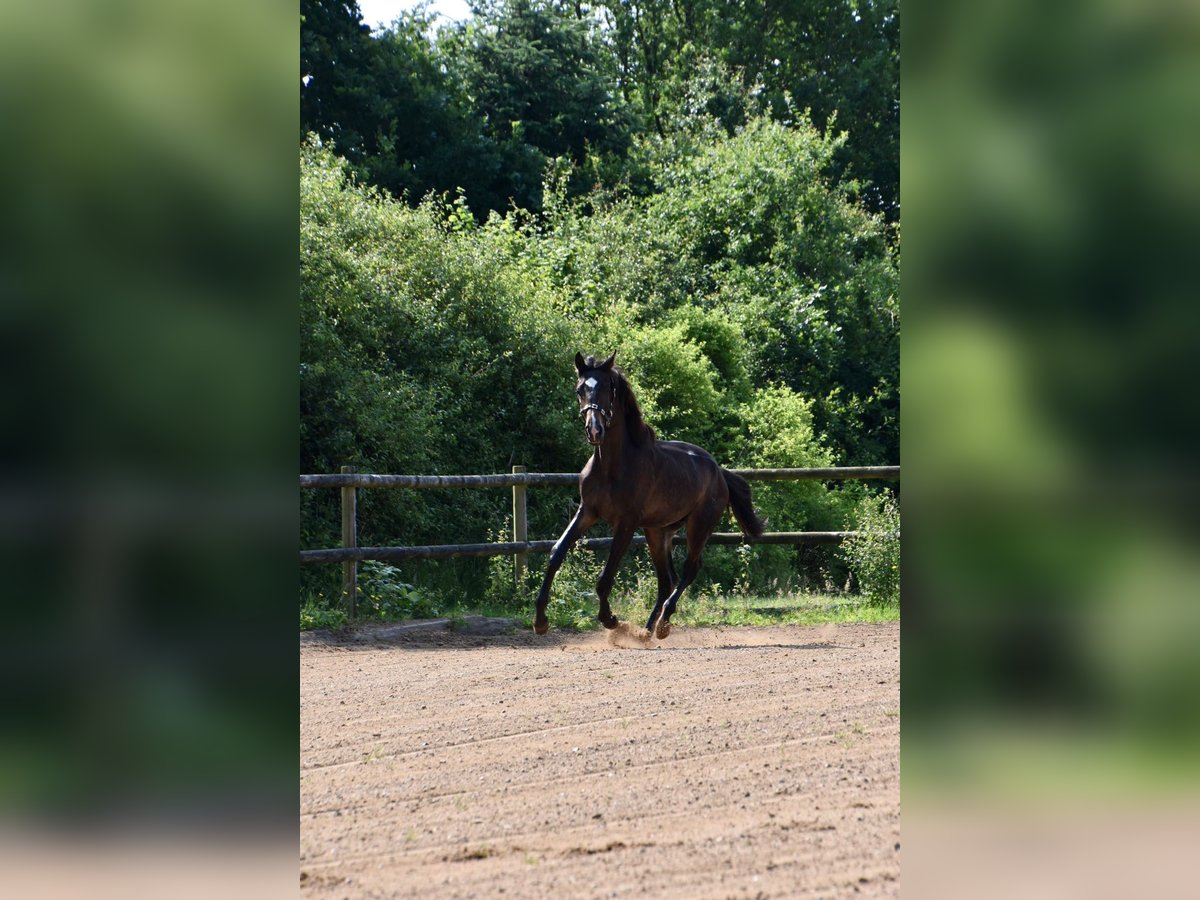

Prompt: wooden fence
xmin=300 ymin=465 xmax=899 ymax=616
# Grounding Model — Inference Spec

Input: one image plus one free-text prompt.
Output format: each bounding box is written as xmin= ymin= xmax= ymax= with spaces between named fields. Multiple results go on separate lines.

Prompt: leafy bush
xmin=841 ymin=491 xmax=900 ymax=607
xmin=644 ymin=117 xmax=900 ymax=467
xmin=359 ymin=562 xmax=442 ymax=620
xmin=728 ymin=385 xmax=845 ymax=588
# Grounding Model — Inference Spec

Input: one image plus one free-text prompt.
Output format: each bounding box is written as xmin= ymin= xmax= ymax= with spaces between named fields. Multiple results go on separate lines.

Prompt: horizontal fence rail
xmin=300 ymin=465 xmax=899 ymax=615
xmin=300 ymin=531 xmax=860 ymax=564
xmin=299 ymin=466 xmax=899 ymax=490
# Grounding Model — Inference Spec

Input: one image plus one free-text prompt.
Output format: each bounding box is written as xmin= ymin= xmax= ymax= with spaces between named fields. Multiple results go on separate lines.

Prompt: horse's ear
xmin=601 ymin=352 xmax=616 ymax=370
xmin=574 ymin=352 xmax=586 ymax=374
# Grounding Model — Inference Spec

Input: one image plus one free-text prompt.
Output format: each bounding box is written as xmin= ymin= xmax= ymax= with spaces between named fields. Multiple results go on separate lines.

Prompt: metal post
xmin=340 ymin=465 xmax=357 ymax=617
xmin=512 ymin=465 xmax=527 ymax=589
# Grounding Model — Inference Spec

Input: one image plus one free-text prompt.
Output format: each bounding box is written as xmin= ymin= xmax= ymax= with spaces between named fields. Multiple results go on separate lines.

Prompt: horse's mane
xmin=582 ymin=356 xmax=656 ymax=447
xmin=614 ymin=368 xmax=656 ymax=447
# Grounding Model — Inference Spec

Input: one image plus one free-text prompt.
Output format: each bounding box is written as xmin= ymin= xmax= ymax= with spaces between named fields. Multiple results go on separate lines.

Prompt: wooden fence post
xmin=341 ymin=465 xmax=357 ymax=617
xmin=512 ymin=465 xmax=527 ymax=590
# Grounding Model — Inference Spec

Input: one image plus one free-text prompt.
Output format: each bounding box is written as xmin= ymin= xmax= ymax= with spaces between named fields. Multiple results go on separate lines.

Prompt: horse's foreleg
xmin=533 ymin=506 xmax=595 ymax=634
xmin=595 ymin=523 xmax=636 ymax=629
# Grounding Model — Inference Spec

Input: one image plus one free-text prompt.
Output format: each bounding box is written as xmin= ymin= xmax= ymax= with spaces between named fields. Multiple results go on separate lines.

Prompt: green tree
xmin=441 ymin=0 xmax=636 ymax=210
xmin=300 ymin=0 xmax=377 ymax=162
xmin=301 ymin=1 xmax=519 ymax=216
xmin=302 ymin=0 xmax=898 ymax=223
xmin=713 ymin=0 xmax=899 ymax=219
xmin=594 ymin=0 xmax=899 ymax=219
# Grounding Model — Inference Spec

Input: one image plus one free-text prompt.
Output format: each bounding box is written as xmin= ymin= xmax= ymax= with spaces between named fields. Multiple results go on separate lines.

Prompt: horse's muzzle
xmin=583 ymin=409 xmax=605 ymax=445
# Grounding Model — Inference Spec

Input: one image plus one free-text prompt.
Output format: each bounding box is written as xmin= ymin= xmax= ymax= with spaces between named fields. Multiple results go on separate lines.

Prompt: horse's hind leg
xmin=643 ymin=526 xmax=677 ymax=628
xmin=651 ymin=505 xmax=723 ymax=639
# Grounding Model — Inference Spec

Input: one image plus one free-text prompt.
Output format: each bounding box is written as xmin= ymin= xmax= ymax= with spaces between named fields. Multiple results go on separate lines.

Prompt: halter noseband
xmin=580 ymin=402 xmax=613 ymax=427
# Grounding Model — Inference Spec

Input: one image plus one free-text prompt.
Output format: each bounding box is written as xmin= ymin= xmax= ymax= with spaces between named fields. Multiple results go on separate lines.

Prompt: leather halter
xmin=580 ymin=385 xmax=614 ymax=457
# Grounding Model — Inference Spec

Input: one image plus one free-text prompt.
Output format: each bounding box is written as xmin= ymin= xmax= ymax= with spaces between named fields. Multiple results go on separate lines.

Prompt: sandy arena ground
xmin=300 ymin=620 xmax=899 ymax=898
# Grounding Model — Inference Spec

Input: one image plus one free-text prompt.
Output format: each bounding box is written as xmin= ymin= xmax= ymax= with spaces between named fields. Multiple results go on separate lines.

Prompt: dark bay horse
xmin=533 ymin=352 xmax=764 ymax=639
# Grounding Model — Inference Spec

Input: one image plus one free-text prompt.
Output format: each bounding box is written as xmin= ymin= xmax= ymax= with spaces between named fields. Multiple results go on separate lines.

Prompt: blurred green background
xmin=907 ymin=1 xmax=1200 ymax=897
xmin=904 ymin=0 xmax=1200 ymax=892
xmin=0 ymin=0 xmax=298 ymax=880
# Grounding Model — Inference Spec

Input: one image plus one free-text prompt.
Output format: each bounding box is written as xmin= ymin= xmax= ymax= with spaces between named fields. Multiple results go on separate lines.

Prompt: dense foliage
xmin=301 ymin=0 xmax=897 ymax=220
xmin=300 ymin=0 xmax=899 ymax=613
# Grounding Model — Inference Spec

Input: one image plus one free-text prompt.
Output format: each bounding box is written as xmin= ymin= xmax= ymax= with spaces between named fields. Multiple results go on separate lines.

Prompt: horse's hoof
xmin=534 ymin=621 xmax=549 ymax=635
xmin=656 ymin=621 xmax=672 ymax=640
xmin=600 ymin=614 xmax=619 ymax=630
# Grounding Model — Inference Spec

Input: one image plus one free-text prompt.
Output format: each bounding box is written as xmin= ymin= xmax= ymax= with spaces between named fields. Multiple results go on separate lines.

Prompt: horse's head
xmin=574 ymin=351 xmax=617 ymax=446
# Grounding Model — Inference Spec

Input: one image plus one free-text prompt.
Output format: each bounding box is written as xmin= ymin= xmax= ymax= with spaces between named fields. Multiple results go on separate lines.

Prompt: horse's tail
xmin=722 ymin=469 xmax=765 ymax=538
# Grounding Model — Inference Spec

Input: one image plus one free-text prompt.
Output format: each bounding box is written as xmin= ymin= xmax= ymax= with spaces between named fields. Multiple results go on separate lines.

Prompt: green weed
xmin=841 ymin=491 xmax=900 ymax=607
xmin=300 ymin=594 xmax=348 ymax=631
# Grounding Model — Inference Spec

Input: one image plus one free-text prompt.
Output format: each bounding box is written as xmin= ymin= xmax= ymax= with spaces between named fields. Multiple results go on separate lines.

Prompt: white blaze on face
xmin=584 ymin=377 xmax=598 ymax=390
